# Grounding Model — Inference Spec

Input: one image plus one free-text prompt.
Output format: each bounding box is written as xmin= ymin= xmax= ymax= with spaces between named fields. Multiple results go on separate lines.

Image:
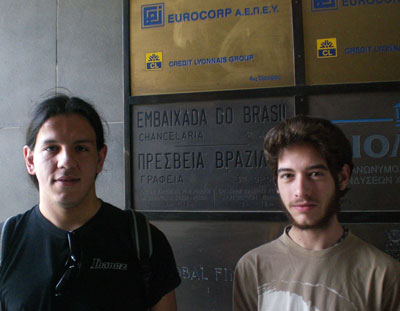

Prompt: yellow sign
xmin=130 ymin=0 xmax=295 ymax=95
xmin=317 ymin=38 xmax=337 ymax=58
xmin=303 ymin=0 xmax=400 ymax=85
xmin=145 ymin=52 xmax=163 ymax=71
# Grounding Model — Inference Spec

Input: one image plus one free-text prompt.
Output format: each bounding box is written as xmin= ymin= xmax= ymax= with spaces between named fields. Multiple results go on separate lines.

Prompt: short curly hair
xmin=264 ymin=115 xmax=354 ymax=198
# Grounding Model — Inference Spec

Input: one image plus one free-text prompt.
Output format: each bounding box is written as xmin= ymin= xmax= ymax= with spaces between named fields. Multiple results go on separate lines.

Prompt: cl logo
xmin=323 ymin=50 xmax=334 ymax=56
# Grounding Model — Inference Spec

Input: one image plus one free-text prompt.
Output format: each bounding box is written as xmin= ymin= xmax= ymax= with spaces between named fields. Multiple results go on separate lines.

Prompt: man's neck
xmin=39 ymin=196 xmax=102 ymax=231
xmin=287 ymin=217 xmax=345 ymax=251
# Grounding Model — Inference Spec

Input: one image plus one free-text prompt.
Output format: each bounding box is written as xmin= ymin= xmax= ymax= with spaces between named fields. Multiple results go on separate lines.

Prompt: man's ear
xmin=338 ymin=164 xmax=351 ymax=191
xmin=96 ymin=145 xmax=108 ymax=174
xmin=23 ymin=145 xmax=36 ymax=175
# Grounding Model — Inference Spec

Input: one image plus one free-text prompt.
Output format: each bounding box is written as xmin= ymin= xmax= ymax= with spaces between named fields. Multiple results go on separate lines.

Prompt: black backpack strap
xmin=126 ymin=209 xmax=153 ymax=309
xmin=0 ymin=216 xmax=15 ymax=267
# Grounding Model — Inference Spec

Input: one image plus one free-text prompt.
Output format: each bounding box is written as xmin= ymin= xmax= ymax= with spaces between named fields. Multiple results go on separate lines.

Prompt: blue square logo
xmin=142 ymin=3 xmax=165 ymax=29
xmin=312 ymin=0 xmax=338 ymax=11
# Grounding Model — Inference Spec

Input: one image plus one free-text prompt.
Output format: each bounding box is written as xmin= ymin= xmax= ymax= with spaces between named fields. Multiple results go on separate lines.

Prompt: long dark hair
xmin=26 ymin=94 xmax=106 ymax=187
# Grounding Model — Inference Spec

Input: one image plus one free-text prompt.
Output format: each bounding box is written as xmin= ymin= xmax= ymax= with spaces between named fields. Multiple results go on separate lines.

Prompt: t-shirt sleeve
xmin=147 ymin=224 xmax=181 ymax=307
xmin=383 ymin=273 xmax=400 ymax=311
xmin=233 ymin=255 xmax=258 ymax=311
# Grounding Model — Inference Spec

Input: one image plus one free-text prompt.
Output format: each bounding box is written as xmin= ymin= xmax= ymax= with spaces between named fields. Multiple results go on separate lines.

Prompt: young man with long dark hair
xmin=0 ymin=95 xmax=180 ymax=311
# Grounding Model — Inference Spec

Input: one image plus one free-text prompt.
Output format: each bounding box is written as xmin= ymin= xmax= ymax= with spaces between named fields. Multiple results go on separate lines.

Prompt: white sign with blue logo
xmin=309 ymin=93 xmax=400 ymax=211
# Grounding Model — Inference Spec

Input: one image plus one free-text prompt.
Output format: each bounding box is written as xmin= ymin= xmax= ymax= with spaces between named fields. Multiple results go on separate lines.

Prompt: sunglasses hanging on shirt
xmin=55 ymin=231 xmax=81 ymax=297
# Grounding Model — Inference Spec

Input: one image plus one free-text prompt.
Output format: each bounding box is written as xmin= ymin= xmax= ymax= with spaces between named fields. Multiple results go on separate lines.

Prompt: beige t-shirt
xmin=233 ymin=230 xmax=400 ymax=311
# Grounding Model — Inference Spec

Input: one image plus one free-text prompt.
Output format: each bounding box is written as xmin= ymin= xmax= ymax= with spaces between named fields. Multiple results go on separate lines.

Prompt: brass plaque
xmin=308 ymin=92 xmax=400 ymax=211
xmin=130 ymin=0 xmax=295 ymax=95
xmin=132 ymin=97 xmax=295 ymax=211
xmin=303 ymin=0 xmax=400 ymax=84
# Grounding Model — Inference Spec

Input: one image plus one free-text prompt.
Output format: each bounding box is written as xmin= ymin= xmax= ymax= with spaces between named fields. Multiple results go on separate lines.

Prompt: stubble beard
xmin=281 ymin=192 xmax=340 ymax=231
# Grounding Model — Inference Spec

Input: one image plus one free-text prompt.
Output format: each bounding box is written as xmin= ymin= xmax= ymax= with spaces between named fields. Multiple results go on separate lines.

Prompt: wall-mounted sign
xmin=132 ymin=97 xmax=295 ymax=212
xmin=156 ymin=220 xmax=400 ymax=311
xmin=303 ymin=0 xmax=400 ymax=84
xmin=308 ymin=92 xmax=400 ymax=211
xmin=130 ymin=0 xmax=295 ymax=95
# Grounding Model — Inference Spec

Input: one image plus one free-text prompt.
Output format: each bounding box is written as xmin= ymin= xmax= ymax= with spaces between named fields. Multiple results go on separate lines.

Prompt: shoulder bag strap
xmin=0 ymin=216 xmax=14 ymax=267
xmin=126 ymin=209 xmax=153 ymax=309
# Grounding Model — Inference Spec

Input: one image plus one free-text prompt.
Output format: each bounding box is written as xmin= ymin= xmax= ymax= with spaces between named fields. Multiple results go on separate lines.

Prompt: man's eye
xmin=310 ymin=171 xmax=323 ymax=177
xmin=45 ymin=146 xmax=58 ymax=152
xmin=280 ymin=174 xmax=293 ymax=179
xmin=76 ymin=145 xmax=89 ymax=152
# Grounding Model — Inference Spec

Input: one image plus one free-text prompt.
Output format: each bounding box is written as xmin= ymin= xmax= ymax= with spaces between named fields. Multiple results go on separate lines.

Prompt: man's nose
xmin=294 ymin=175 xmax=311 ymax=199
xmin=57 ymin=148 xmax=77 ymax=168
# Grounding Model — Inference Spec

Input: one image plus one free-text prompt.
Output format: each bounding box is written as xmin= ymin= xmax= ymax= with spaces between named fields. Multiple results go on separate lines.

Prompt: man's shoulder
xmin=236 ymin=235 xmax=284 ymax=269
xmin=97 ymin=201 xmax=167 ymax=244
xmin=99 ymin=201 xmax=124 ymax=214
xmin=348 ymin=233 xmax=400 ymax=270
xmin=0 ymin=206 xmax=37 ymax=264
xmin=8 ymin=206 xmax=37 ymax=220
xmin=0 ymin=206 xmax=37 ymax=232
xmin=97 ymin=201 xmax=132 ymax=223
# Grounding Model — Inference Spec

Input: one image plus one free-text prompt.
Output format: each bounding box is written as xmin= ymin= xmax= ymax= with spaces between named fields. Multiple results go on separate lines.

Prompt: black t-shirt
xmin=0 ymin=202 xmax=181 ymax=311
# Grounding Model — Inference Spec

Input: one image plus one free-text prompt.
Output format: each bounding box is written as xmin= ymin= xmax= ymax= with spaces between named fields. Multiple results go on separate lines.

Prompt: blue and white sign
xmin=312 ymin=0 xmax=338 ymax=11
xmin=309 ymin=94 xmax=400 ymax=211
xmin=141 ymin=3 xmax=165 ymax=29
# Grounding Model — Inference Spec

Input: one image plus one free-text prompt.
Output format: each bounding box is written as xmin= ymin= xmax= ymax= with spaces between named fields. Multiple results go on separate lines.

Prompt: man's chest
xmin=1 ymin=233 xmax=143 ymax=310
xmin=255 ymin=259 xmax=371 ymax=311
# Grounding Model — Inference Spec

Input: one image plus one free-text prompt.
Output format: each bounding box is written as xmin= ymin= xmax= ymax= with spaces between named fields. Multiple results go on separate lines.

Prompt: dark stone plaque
xmin=351 ymin=224 xmax=400 ymax=262
xmin=155 ymin=221 xmax=400 ymax=311
xmin=308 ymin=92 xmax=400 ymax=211
xmin=155 ymin=221 xmax=286 ymax=311
xmin=132 ymin=97 xmax=295 ymax=211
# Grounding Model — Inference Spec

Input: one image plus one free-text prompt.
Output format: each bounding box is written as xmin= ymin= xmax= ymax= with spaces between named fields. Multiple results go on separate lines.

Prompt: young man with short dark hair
xmin=0 ymin=95 xmax=180 ymax=311
xmin=233 ymin=115 xmax=400 ymax=311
